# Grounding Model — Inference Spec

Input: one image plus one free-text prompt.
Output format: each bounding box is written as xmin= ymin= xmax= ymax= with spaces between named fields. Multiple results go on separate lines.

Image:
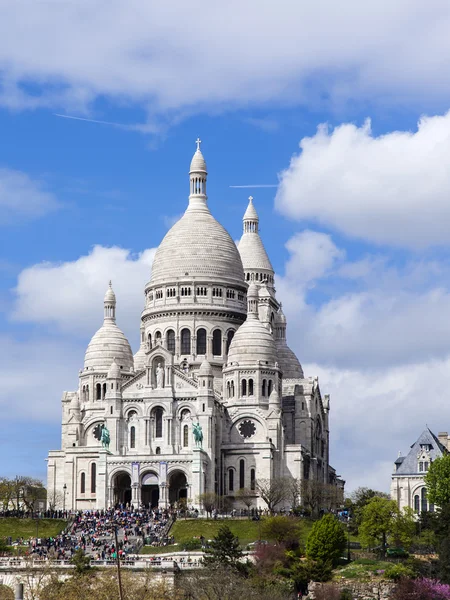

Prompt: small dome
xmin=277 ymin=308 xmax=287 ymax=324
xmin=84 ymin=321 xmax=134 ymax=372
xmin=238 ymin=231 xmax=274 ymax=272
xmin=104 ymin=281 xmax=116 ymax=303
xmin=243 ymin=197 xmax=259 ymax=221
xmin=198 ymin=359 xmax=213 ymax=376
xmin=107 ymin=357 xmax=121 ymax=379
xmin=228 ymin=318 xmax=278 ymax=366
xmin=190 ymin=148 xmax=207 ymax=173
xmin=269 ymin=388 xmax=280 ymax=404
xmin=70 ymin=393 xmax=80 ymax=409
xmin=276 ymin=343 xmax=304 ymax=379
xmin=134 ymin=346 xmax=146 ymax=372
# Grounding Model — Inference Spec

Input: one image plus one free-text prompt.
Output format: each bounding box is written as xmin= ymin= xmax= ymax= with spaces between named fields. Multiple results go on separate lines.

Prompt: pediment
xmin=122 ymin=369 xmax=146 ymax=391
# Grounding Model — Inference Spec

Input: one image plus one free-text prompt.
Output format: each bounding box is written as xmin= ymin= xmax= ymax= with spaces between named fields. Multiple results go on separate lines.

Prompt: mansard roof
xmin=395 ymin=427 xmax=447 ymax=475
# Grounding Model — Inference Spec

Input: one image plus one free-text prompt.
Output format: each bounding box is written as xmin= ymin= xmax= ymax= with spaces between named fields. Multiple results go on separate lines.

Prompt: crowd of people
xmin=4 ymin=504 xmax=173 ymax=561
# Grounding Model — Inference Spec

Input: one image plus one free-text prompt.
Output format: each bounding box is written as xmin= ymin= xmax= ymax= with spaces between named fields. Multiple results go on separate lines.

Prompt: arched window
xmin=155 ymin=447 xmax=161 ymax=455
xmin=250 ymin=468 xmax=255 ymax=491
xmin=421 ymin=487 xmax=428 ymax=512
xmin=231 ymin=381 xmax=235 ymax=397
xmin=242 ymin=379 xmax=247 ymax=396
xmin=248 ymin=379 xmax=254 ymax=396
xmin=212 ymin=330 xmax=222 ymax=356
xmin=91 ymin=463 xmax=96 ymax=494
xmin=183 ymin=424 xmax=189 ymax=447
xmin=166 ymin=329 xmax=175 ymax=353
xmin=155 ymin=331 xmax=162 ymax=344
xmin=226 ymin=330 xmax=235 ymax=354
xmin=262 ymin=379 xmax=267 ymax=397
xmin=130 ymin=426 xmax=136 ymax=449
xmin=102 ymin=383 xmax=106 ymax=399
xmin=154 ymin=408 xmax=163 ymax=438
xmin=239 ymin=459 xmax=245 ymax=489
xmin=80 ymin=472 xmax=85 ymax=494
xmin=196 ymin=328 xmax=207 ymax=355
xmin=227 ymin=381 xmax=230 ymax=398
xmin=414 ymin=494 xmax=420 ymax=513
xmin=268 ymin=380 xmax=273 ymax=396
xmin=147 ymin=333 xmax=152 ymax=349
xmin=229 ymin=469 xmax=234 ymax=493
xmin=96 ymin=383 xmax=101 ymax=400
xmin=181 ymin=328 xmax=191 ymax=355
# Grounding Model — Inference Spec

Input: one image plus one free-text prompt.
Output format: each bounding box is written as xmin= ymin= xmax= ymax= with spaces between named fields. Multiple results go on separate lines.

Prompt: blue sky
xmin=3 ymin=1 xmax=450 ymax=492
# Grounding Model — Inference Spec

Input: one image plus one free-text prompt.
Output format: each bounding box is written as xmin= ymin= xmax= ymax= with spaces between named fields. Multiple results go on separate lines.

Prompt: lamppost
xmin=63 ymin=484 xmax=67 ymax=514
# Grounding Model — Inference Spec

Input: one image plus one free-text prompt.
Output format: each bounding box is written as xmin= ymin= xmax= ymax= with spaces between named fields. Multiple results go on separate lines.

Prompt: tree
xmin=235 ymin=488 xmax=255 ymax=513
xmin=306 ymin=514 xmax=346 ymax=567
xmin=0 ymin=478 xmax=14 ymax=511
xmin=426 ymin=454 xmax=450 ymax=507
xmin=287 ymin=478 xmax=302 ymax=509
xmin=203 ymin=524 xmax=243 ymax=569
xmin=71 ymin=549 xmax=91 ymax=574
xmin=301 ymin=480 xmax=326 ymax=516
xmin=198 ymin=492 xmax=219 ymax=517
xmin=261 ymin=516 xmax=302 ymax=547
xmin=255 ymin=478 xmax=290 ymax=513
xmin=359 ymin=497 xmax=415 ymax=552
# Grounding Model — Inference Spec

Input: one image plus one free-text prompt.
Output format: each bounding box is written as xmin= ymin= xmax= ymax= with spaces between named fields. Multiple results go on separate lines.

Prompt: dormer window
xmin=418 ymin=461 xmax=429 ymax=472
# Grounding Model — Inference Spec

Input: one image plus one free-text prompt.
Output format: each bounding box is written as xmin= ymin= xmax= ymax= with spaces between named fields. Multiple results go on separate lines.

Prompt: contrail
xmin=54 ymin=114 xmax=126 ymax=128
xmin=229 ymin=184 xmax=278 ymax=188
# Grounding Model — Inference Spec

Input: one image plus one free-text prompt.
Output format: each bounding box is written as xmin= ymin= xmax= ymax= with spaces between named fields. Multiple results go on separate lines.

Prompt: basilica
xmin=47 ymin=141 xmax=339 ymax=511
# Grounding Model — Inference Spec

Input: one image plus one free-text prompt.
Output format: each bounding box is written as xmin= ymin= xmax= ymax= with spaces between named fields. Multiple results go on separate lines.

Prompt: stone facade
xmin=47 ymin=141 xmax=342 ymax=511
xmin=391 ymin=427 xmax=449 ymax=513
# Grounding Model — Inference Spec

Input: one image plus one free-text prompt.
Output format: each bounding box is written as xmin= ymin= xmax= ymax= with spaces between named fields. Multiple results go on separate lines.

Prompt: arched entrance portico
xmin=141 ymin=471 xmax=159 ymax=508
xmin=169 ymin=470 xmax=188 ymax=505
xmin=113 ymin=472 xmax=131 ymax=506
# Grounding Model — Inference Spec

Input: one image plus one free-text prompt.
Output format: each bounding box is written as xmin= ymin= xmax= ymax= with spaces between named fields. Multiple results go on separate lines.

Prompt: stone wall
xmin=307 ymin=580 xmax=396 ymax=600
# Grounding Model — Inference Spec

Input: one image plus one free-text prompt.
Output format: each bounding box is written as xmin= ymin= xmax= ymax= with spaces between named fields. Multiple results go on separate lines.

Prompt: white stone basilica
xmin=47 ymin=141 xmax=338 ymax=511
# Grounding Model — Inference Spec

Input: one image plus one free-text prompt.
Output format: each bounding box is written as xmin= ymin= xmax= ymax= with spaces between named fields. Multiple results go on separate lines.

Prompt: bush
xmin=384 ymin=563 xmax=415 ymax=581
xmin=340 ymin=589 xmax=352 ymax=600
xmin=393 ymin=578 xmax=450 ymax=600
xmin=183 ymin=538 xmax=203 ymax=551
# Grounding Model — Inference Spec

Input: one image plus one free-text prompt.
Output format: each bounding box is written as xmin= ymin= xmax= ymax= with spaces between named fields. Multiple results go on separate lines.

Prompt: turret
xmin=104 ymin=358 xmax=123 ymax=453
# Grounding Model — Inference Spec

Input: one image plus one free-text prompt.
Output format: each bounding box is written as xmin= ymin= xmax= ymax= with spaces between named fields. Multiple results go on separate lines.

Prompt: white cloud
xmin=0 ymin=167 xmax=59 ymax=222
xmin=307 ymin=359 xmax=450 ymax=492
xmin=284 ymin=230 xmax=345 ymax=286
xmin=12 ymin=245 xmax=156 ymax=342
xmin=276 ymin=112 xmax=450 ymax=248
xmin=274 ymin=230 xmax=450 ymax=491
xmin=1 ymin=2 xmax=450 ymax=116
xmin=0 ymin=334 xmax=82 ymax=422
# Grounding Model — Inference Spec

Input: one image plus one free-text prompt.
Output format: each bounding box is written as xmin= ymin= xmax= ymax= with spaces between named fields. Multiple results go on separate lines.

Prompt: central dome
xmin=150 ymin=141 xmax=244 ymax=287
xmin=150 ymin=208 xmax=245 ymax=286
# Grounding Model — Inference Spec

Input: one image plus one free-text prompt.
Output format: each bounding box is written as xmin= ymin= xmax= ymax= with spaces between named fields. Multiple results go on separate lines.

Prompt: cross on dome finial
xmin=248 ymin=196 xmax=253 ymax=202
xmin=109 ymin=280 xmax=112 ymax=288
xmin=196 ymin=137 xmax=202 ymax=151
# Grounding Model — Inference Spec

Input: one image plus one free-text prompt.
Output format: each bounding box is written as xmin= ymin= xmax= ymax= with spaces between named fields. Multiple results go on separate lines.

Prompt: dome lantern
xmin=243 ymin=196 xmax=259 ymax=233
xmin=189 ymin=138 xmax=208 ymax=209
xmin=104 ymin=281 xmax=116 ymax=322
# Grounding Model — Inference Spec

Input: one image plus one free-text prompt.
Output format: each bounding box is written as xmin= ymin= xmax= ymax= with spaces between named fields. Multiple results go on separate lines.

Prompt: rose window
xmin=238 ymin=420 xmax=256 ymax=439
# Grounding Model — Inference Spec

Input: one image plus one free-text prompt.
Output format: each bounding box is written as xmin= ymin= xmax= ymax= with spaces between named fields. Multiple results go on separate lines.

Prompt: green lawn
xmin=140 ymin=517 xmax=313 ymax=554
xmin=0 ymin=518 xmax=68 ymax=541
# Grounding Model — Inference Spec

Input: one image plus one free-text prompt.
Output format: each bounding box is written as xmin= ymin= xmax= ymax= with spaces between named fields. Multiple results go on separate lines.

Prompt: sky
xmin=2 ymin=0 xmax=450 ymax=493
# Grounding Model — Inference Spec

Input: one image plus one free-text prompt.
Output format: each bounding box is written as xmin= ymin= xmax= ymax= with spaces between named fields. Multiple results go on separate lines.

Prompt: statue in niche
xmin=156 ymin=362 xmax=165 ymax=388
